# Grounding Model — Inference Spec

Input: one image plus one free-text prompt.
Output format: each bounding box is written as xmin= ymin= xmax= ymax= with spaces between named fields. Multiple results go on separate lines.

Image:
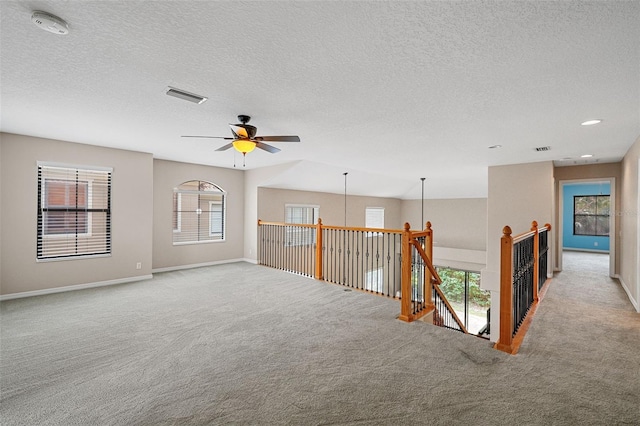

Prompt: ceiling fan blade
xmin=255 ymin=142 xmax=281 ymax=153
xmin=182 ymin=135 xmax=233 ymax=139
xmin=229 ymin=124 xmax=248 ymax=139
xmin=255 ymin=135 xmax=300 ymax=142
xmin=215 ymin=143 xmax=235 ymax=151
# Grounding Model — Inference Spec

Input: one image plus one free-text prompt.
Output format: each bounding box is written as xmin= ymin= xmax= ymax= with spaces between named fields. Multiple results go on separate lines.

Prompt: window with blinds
xmin=37 ymin=163 xmax=112 ymax=260
xmin=284 ymin=204 xmax=318 ymax=246
xmin=173 ymin=180 xmax=226 ymax=245
xmin=365 ymin=207 xmax=384 ymax=229
xmin=365 ymin=207 xmax=384 ymax=237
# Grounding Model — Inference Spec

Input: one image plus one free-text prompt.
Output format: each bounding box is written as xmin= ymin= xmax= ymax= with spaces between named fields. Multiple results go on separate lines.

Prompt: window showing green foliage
xmin=436 ymin=267 xmax=490 ymax=334
xmin=574 ymin=195 xmax=610 ymax=236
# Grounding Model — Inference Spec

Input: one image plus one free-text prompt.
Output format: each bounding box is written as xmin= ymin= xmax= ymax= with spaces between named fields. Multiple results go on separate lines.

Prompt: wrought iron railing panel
xmin=322 ymin=228 xmax=401 ymax=298
xmin=432 ymin=283 xmax=465 ymax=332
xmin=512 ymin=235 xmax=535 ymax=336
xmin=259 ymin=223 xmax=316 ymax=278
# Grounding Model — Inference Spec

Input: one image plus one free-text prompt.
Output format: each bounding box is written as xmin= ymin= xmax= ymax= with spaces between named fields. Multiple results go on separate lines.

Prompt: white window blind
xmin=365 ymin=207 xmax=384 ymax=229
xmin=173 ymin=180 xmax=226 ymax=244
xmin=37 ymin=163 xmax=112 ymax=260
xmin=284 ymin=204 xmax=318 ymax=246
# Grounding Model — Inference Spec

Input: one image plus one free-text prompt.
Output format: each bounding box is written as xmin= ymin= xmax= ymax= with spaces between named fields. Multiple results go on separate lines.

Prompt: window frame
xmin=42 ymin=178 xmax=92 ymax=237
xmin=573 ymin=194 xmax=610 ymax=237
xmin=172 ymin=180 xmax=226 ymax=245
xmin=365 ymin=207 xmax=385 ymax=237
xmin=173 ymin=193 xmax=182 ymax=233
xmin=209 ymin=200 xmax=224 ymax=238
xmin=284 ymin=204 xmax=319 ymax=247
xmin=37 ymin=162 xmax=112 ymax=261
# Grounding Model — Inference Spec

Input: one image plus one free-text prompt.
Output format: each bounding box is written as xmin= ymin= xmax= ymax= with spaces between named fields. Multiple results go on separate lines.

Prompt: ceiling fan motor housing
xmin=236 ymin=124 xmax=257 ymax=138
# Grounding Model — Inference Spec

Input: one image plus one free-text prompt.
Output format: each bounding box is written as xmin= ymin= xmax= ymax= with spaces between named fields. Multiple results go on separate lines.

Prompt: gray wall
xmin=0 ymin=133 xmax=153 ymax=295
xmin=400 ymin=198 xmax=487 ymax=251
xmin=152 ymin=159 xmax=244 ymax=270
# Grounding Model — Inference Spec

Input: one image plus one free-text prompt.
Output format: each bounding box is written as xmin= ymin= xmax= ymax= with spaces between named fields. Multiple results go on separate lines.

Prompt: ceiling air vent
xmin=535 ymin=146 xmax=551 ymax=152
xmin=165 ymin=87 xmax=208 ymax=104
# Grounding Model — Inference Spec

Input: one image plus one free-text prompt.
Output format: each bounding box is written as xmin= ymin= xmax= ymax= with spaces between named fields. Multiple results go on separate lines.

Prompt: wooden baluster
xmin=398 ymin=222 xmax=412 ymax=322
xmin=495 ymin=226 xmax=514 ymax=354
xmin=532 ymin=221 xmax=539 ymax=303
xmin=315 ymin=218 xmax=323 ymax=281
xmin=424 ymin=221 xmax=435 ymax=313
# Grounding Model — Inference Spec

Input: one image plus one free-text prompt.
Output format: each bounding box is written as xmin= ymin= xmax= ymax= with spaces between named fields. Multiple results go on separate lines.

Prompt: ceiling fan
xmin=182 ymin=115 xmax=300 ymax=165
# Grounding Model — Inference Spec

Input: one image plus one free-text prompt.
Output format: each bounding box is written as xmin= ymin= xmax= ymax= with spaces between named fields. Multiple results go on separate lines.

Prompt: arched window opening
xmin=173 ymin=180 xmax=226 ymax=244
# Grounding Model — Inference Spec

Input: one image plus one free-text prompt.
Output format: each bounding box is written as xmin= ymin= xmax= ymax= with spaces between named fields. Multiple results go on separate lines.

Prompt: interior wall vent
xmin=165 ymin=87 xmax=208 ymax=104
xmin=535 ymin=146 xmax=551 ymax=152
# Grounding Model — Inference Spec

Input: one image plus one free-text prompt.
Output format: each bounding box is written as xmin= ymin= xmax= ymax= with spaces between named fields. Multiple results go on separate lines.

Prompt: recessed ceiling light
xmin=488 ymin=145 xmax=502 ymax=149
xmin=581 ymin=154 xmax=593 ymax=158
xmin=581 ymin=119 xmax=602 ymax=126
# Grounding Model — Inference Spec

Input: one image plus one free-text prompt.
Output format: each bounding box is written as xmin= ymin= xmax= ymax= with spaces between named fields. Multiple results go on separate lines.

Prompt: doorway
xmin=558 ymin=178 xmax=616 ymax=277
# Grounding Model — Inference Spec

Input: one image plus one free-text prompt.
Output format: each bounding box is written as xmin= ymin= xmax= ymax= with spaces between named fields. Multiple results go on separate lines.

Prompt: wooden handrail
xmin=320 ymin=224 xmax=405 ymax=234
xmin=511 ymin=229 xmax=536 ymax=244
xmin=410 ymin=239 xmax=441 ymax=285
xmin=257 ymin=220 xmax=317 ymax=228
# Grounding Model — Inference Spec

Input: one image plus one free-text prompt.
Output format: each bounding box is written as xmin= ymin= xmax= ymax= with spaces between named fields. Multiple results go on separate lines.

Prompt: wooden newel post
xmin=399 ymin=222 xmax=412 ymax=322
xmin=424 ymin=221 xmax=434 ymax=312
xmin=315 ymin=218 xmax=323 ymax=280
xmin=531 ymin=221 xmax=540 ymax=302
xmin=257 ymin=219 xmax=262 ymax=264
xmin=496 ymin=225 xmax=514 ymax=354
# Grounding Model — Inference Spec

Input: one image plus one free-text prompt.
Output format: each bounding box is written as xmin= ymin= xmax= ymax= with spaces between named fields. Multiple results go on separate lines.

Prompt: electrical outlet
xmin=594 ymin=242 xmax=598 ymax=247
xmin=136 ymin=262 xmax=142 ymax=270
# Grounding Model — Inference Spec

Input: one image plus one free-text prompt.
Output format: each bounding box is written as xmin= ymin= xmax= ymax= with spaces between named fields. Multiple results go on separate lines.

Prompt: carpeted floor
xmin=1 ymin=252 xmax=638 ymax=425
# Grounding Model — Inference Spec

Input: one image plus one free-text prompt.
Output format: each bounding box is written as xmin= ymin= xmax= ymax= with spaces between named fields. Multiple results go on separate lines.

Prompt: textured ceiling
xmin=1 ymin=1 xmax=638 ymax=199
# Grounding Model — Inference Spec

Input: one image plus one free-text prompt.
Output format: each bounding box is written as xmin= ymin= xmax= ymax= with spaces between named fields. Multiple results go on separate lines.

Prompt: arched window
xmin=173 ymin=180 xmax=226 ymax=244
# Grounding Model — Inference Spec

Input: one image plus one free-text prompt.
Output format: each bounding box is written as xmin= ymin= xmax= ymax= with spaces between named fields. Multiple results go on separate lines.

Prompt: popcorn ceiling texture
xmin=0 ymin=1 xmax=638 ymax=198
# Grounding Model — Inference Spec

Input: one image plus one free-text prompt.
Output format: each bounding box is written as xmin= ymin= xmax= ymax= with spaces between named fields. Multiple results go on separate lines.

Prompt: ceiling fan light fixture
xmin=232 ymin=139 xmax=256 ymax=154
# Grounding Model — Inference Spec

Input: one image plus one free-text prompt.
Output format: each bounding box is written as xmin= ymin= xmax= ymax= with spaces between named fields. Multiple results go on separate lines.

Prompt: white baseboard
xmin=242 ymin=258 xmax=259 ymax=265
xmin=0 ymin=275 xmax=153 ymax=301
xmin=615 ymin=275 xmax=639 ymax=312
xmin=563 ymin=248 xmax=610 ymax=254
xmin=151 ymin=258 xmax=246 ymax=273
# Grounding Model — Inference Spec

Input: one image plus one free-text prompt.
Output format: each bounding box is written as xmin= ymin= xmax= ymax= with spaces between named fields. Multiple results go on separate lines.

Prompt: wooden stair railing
xmin=398 ymin=222 xmax=467 ymax=334
xmin=258 ymin=219 xmax=469 ymax=334
xmin=495 ymin=221 xmax=551 ymax=355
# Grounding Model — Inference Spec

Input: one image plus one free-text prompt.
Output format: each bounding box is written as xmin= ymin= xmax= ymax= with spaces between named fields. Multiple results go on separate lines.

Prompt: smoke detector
xmin=31 ymin=11 xmax=69 ymax=35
